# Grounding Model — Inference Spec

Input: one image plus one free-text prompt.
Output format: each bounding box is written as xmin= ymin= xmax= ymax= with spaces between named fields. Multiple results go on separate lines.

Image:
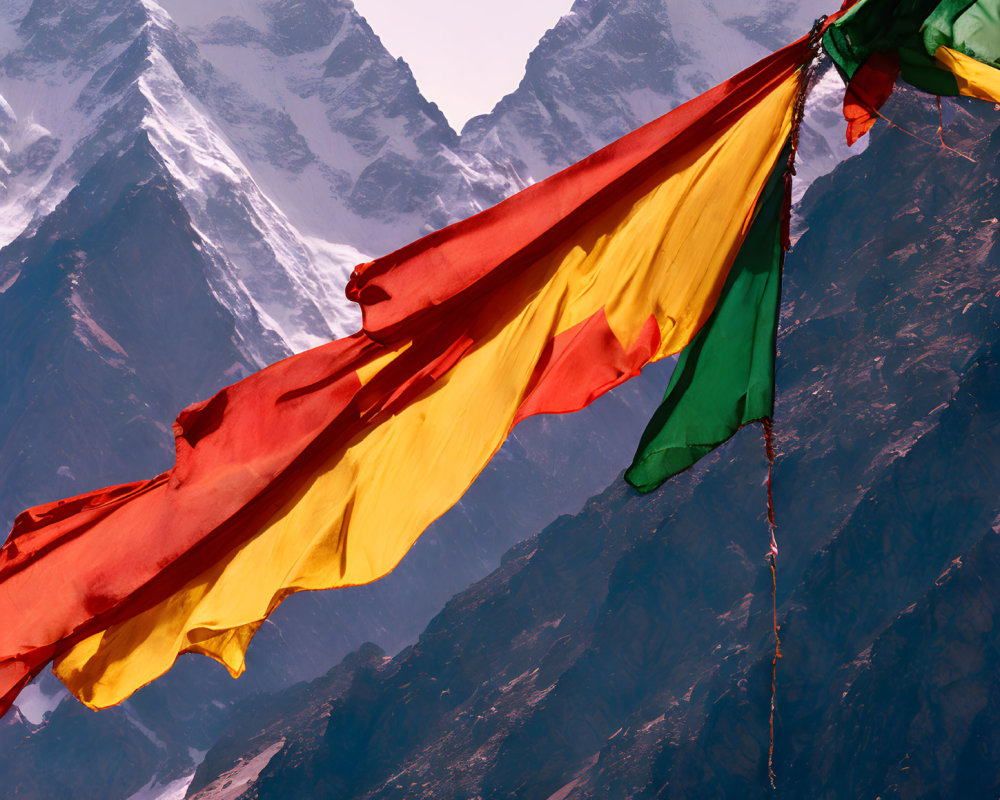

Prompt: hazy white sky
xmin=351 ymin=0 xmax=574 ymax=130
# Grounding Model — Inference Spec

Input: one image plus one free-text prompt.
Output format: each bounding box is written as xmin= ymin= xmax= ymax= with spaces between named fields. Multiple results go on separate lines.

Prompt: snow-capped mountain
xmin=463 ymin=0 xmax=844 ymax=183
xmin=0 ymin=0 xmax=847 ymax=796
xmin=0 ymin=0 xmax=522 ymax=533
xmin=153 ymin=0 xmax=526 ymax=256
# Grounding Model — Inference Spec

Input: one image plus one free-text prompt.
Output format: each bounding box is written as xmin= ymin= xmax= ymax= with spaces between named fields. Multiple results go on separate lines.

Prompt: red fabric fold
xmin=346 ymin=38 xmax=816 ymax=344
xmin=843 ymin=50 xmax=901 ymax=146
xmin=0 ymin=19 xmax=841 ymax=718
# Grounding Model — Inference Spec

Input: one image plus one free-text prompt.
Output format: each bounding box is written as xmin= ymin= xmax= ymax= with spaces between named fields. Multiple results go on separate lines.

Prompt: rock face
xmin=225 ymin=90 xmax=1000 ymax=799
xmin=185 ymin=642 xmax=386 ymax=800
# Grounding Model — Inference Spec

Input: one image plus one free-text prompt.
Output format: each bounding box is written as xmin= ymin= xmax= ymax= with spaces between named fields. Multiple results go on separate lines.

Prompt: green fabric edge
xmin=923 ymin=0 xmax=1000 ymax=63
xmin=822 ymin=0 xmax=962 ymax=95
xmin=624 ymin=143 xmax=791 ymax=494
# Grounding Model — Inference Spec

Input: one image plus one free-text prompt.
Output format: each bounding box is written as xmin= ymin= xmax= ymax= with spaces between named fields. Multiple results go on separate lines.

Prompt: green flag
xmin=626 ymin=144 xmax=790 ymax=492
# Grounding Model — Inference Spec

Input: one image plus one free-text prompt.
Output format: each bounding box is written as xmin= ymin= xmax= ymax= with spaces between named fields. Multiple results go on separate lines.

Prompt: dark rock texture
xmin=186 ymin=643 xmax=385 ymax=799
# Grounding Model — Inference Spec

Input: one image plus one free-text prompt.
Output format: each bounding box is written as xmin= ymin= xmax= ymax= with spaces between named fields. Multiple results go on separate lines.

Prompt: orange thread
xmin=936 ymin=96 xmax=978 ymax=162
xmin=760 ymin=14 xmax=826 ymax=784
xmin=762 ymin=419 xmax=781 ymax=790
xmin=873 ymin=104 xmax=976 ymax=163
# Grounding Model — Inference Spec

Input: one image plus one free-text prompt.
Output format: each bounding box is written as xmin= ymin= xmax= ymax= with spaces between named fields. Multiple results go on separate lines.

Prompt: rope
xmin=762 ymin=419 xmax=781 ymax=791
xmin=872 ymin=103 xmax=976 ymax=163
xmin=762 ymin=16 xmax=825 ymax=789
xmin=937 ymin=96 xmax=978 ymax=162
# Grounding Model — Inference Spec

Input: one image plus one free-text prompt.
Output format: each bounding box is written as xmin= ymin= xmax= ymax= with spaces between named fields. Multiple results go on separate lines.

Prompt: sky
xmin=351 ymin=0 xmax=575 ymax=130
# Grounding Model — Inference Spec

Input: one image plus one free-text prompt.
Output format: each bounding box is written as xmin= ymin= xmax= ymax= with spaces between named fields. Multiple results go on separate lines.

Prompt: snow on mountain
xmin=0 ymin=0 xmax=538 ymax=355
xmin=158 ymin=0 xmax=525 ymax=253
xmin=462 ymin=0 xmax=847 ymax=185
xmin=0 ymin=0 xmax=511 ymax=354
xmin=0 ymin=0 xmax=354 ymax=352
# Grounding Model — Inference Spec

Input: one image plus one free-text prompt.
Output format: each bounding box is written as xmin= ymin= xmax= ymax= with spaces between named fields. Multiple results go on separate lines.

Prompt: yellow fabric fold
xmin=934 ymin=45 xmax=1000 ymax=103
xmin=54 ymin=72 xmax=801 ymax=709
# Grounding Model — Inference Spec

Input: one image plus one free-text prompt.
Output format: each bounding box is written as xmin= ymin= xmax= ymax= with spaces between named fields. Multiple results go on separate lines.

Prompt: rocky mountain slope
xmin=198 ymin=89 xmax=1000 ymax=799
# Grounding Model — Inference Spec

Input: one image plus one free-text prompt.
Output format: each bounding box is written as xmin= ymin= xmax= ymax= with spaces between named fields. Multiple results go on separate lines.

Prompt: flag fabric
xmin=0 ymin=34 xmax=816 ymax=714
xmin=626 ymin=0 xmax=1000 ymax=498
xmin=824 ymin=0 xmax=1000 ymax=143
xmin=842 ymin=50 xmax=901 ymax=145
xmin=624 ymin=140 xmax=791 ymax=492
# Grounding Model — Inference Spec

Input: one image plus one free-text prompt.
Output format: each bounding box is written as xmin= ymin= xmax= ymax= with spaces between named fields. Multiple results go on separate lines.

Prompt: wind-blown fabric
xmin=625 ymin=141 xmax=791 ymax=492
xmin=824 ymin=0 xmax=1000 ymax=141
xmin=626 ymin=0 xmax=1000 ymax=496
xmin=0 ymin=37 xmax=813 ymax=714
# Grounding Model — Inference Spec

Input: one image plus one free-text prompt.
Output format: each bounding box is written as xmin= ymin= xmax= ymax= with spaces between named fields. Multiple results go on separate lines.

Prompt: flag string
xmin=871 ymin=103 xmax=976 ymax=163
xmin=761 ymin=418 xmax=781 ymax=791
xmin=763 ymin=17 xmax=824 ymax=789
xmin=936 ymin=96 xmax=978 ymax=162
